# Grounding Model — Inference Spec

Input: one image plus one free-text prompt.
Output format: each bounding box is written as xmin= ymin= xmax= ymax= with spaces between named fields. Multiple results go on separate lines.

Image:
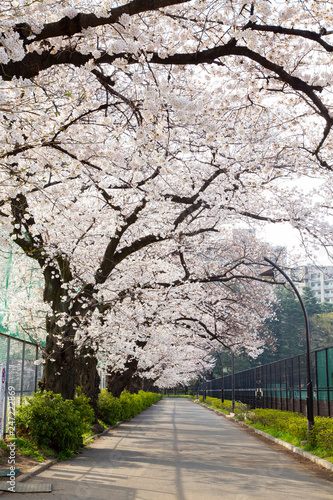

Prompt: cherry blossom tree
xmin=74 ymin=230 xmax=276 ymax=395
xmin=0 ymin=1 xmax=333 ymax=400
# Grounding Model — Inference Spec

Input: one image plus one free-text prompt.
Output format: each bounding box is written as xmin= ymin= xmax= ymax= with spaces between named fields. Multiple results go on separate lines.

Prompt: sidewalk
xmin=1 ymin=399 xmax=333 ymax=499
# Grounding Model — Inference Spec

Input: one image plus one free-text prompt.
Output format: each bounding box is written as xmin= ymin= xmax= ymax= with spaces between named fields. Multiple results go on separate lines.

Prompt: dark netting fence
xmin=200 ymin=345 xmax=333 ymax=417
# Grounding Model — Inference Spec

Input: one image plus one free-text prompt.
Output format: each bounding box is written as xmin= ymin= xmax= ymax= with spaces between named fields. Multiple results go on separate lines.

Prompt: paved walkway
xmin=2 ymin=399 xmax=333 ymax=499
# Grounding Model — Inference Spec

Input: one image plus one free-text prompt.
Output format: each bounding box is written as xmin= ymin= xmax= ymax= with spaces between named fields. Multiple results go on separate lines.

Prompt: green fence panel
xmin=327 ymin=347 xmax=333 ymax=404
xmin=317 ymin=349 xmax=328 ymax=401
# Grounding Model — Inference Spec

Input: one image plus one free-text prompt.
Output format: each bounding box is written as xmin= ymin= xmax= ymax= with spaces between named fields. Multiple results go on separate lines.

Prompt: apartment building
xmin=295 ymin=265 xmax=333 ymax=303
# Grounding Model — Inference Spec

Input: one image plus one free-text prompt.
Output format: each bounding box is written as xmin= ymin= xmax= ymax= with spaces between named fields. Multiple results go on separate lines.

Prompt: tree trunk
xmin=106 ymin=359 xmax=139 ymax=397
xmin=76 ymin=347 xmax=101 ymax=421
xmin=106 ymin=341 xmax=147 ymax=397
xmin=38 ymin=260 xmax=78 ymax=399
xmin=39 ymin=322 xmax=76 ymax=400
xmin=126 ymin=375 xmax=156 ymax=393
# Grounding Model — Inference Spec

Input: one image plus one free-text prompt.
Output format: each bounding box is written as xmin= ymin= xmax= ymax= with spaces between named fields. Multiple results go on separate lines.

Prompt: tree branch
xmin=243 ymin=21 xmax=333 ymax=52
xmin=95 ymin=198 xmax=148 ymax=284
xmin=15 ymin=0 xmax=191 ymax=44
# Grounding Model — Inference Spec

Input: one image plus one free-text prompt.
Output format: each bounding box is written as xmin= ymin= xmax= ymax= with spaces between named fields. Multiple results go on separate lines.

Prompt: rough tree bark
xmin=76 ymin=346 xmax=101 ymax=420
xmin=106 ymin=359 xmax=140 ymax=398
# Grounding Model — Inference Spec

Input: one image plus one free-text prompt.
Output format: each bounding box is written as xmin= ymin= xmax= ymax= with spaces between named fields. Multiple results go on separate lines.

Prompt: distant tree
xmin=211 ymin=285 xmax=333 ymax=379
xmin=252 ymin=285 xmax=333 ymax=363
xmin=264 ymin=287 xmax=305 ymax=360
xmin=299 ymin=286 xmax=333 ymax=350
xmin=233 ymin=286 xmax=308 ymax=366
xmin=320 ymin=302 xmax=333 ymax=314
xmin=301 ymin=286 xmax=321 ymax=317
xmin=310 ymin=312 xmax=333 ymax=350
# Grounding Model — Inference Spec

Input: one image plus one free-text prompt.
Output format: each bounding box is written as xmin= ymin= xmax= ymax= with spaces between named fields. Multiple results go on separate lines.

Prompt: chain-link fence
xmin=200 ymin=345 xmax=333 ymax=418
xmin=0 ymin=332 xmax=43 ymax=439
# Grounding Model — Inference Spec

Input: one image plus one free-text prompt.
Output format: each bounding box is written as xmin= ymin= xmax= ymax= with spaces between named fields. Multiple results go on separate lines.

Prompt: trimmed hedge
xmin=97 ymin=389 xmax=122 ymax=426
xmin=246 ymin=409 xmax=308 ymax=440
xmin=313 ymin=416 xmax=333 ymax=453
xmin=98 ymin=389 xmax=162 ymax=425
xmin=199 ymin=396 xmax=249 ymax=417
xmin=247 ymin=408 xmax=333 ymax=455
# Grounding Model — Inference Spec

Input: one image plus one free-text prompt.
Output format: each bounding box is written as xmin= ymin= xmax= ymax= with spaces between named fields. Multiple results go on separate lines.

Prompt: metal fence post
xmin=20 ymin=341 xmax=25 ymax=403
xmin=3 ymin=336 xmax=11 ymax=438
xmin=34 ymin=345 xmax=38 ymax=392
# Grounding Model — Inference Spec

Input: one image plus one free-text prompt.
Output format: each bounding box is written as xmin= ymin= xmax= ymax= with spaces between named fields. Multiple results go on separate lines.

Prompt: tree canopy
xmin=0 ymin=0 xmax=333 ymax=397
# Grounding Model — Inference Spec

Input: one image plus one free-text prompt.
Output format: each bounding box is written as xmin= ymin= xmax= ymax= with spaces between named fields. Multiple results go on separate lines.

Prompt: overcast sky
xmin=259 ymin=221 xmax=332 ymax=267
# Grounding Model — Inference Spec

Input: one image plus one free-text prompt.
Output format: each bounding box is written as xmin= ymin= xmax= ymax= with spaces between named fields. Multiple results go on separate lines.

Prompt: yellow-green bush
xmin=119 ymin=391 xmax=137 ymax=420
xmin=200 ymin=396 xmax=249 ymax=417
xmin=97 ymin=389 xmax=122 ymax=426
xmin=97 ymin=389 xmax=162 ymax=425
xmin=246 ymin=409 xmax=308 ymax=440
xmin=312 ymin=417 xmax=333 ymax=454
xmin=247 ymin=408 xmax=333 ymax=455
xmin=199 ymin=399 xmax=333 ymax=457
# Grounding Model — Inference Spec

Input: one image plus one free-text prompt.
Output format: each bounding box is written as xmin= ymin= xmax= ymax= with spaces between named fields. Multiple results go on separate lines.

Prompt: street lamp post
xmin=260 ymin=257 xmax=314 ymax=437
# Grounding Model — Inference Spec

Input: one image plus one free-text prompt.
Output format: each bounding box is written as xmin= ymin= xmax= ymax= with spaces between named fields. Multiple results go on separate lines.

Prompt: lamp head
xmin=259 ymin=267 xmax=275 ymax=279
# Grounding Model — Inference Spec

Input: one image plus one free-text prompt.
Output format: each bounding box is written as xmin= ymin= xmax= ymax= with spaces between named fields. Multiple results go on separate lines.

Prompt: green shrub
xmin=247 ymin=409 xmax=308 ymax=441
xmin=245 ymin=408 xmax=333 ymax=459
xmin=311 ymin=416 xmax=333 ymax=454
xmin=198 ymin=401 xmax=333 ymax=459
xmin=119 ymin=391 xmax=137 ymax=420
xmin=97 ymin=389 xmax=122 ymax=426
xmin=139 ymin=390 xmax=152 ymax=408
xmin=15 ymin=390 xmax=94 ymax=455
xmin=140 ymin=391 xmax=162 ymax=407
xmin=200 ymin=396 xmax=250 ymax=417
xmin=97 ymin=389 xmax=161 ymax=425
xmin=73 ymin=387 xmax=95 ymax=424
xmin=205 ymin=397 xmax=222 ymax=409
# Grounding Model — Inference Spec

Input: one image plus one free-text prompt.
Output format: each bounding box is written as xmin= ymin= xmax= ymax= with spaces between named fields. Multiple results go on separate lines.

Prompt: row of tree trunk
xmin=39 ymin=333 xmax=154 ymax=421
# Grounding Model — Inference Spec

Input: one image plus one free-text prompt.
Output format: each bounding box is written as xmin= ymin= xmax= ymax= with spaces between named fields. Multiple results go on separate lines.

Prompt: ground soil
xmin=0 ymin=447 xmax=46 ymax=481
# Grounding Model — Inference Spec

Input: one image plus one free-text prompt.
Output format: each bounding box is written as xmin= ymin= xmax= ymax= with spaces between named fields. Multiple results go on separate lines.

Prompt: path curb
xmin=82 ymin=423 xmax=120 ymax=445
xmin=15 ymin=459 xmax=56 ymax=484
xmin=195 ymin=401 xmax=333 ymax=473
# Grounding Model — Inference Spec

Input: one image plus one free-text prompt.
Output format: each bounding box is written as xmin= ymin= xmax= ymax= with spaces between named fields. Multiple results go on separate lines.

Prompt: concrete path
xmin=2 ymin=399 xmax=333 ymax=499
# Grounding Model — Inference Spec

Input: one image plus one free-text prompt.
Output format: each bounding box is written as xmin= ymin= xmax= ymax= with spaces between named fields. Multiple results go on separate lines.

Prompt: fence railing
xmin=0 ymin=332 xmax=109 ymax=440
xmin=200 ymin=345 xmax=333 ymax=418
xmin=0 ymin=332 xmax=43 ymax=439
